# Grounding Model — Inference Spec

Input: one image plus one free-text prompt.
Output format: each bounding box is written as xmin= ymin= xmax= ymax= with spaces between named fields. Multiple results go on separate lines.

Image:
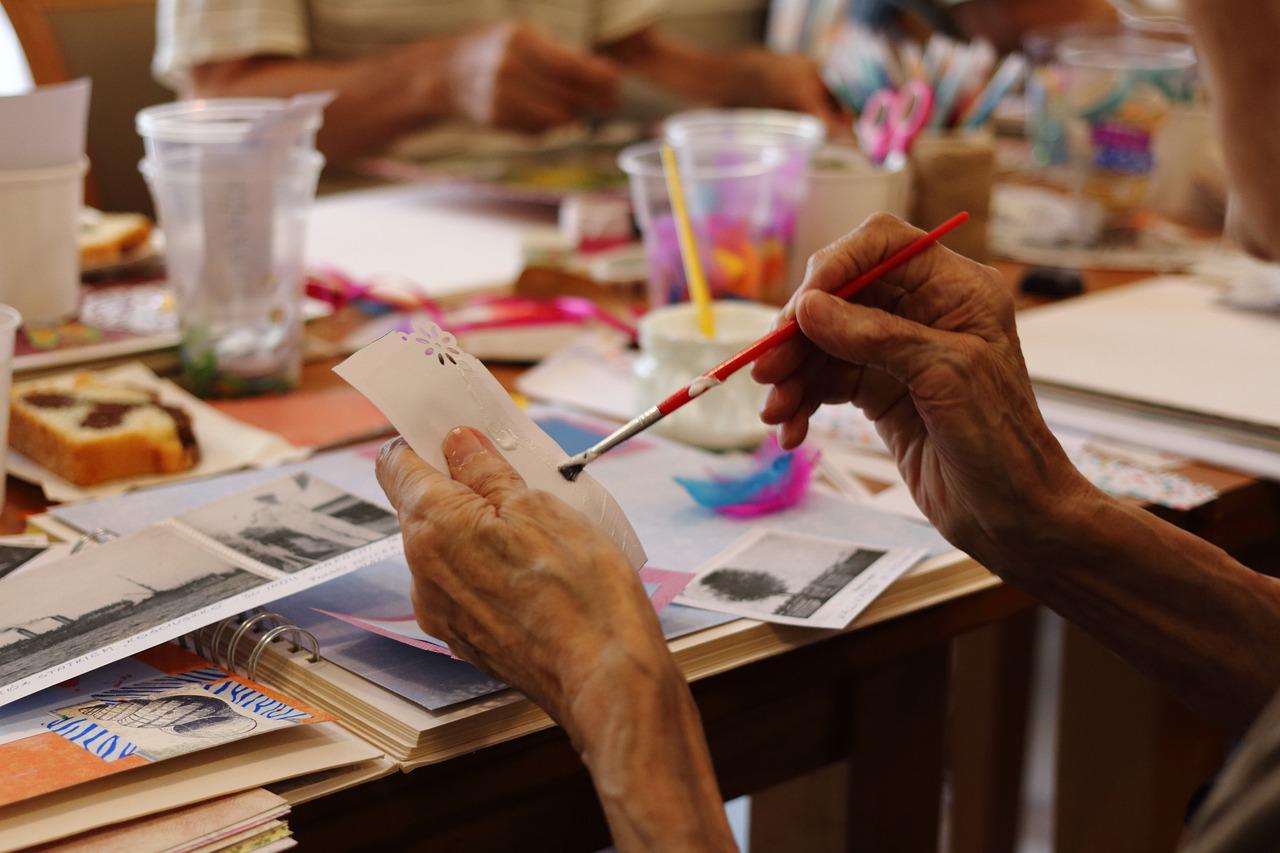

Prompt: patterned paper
xmin=0 ymin=645 xmax=328 ymax=808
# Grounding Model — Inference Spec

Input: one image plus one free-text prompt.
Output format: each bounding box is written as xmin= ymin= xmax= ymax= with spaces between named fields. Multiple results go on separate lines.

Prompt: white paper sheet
xmin=1017 ymin=277 xmax=1280 ymax=434
xmin=334 ymin=322 xmax=646 ymax=569
xmin=305 ymin=184 xmax=561 ymax=297
xmin=0 ymin=79 xmax=90 ymax=169
xmin=6 ymin=363 xmax=307 ymax=502
xmin=514 ymin=330 xmax=638 ymax=421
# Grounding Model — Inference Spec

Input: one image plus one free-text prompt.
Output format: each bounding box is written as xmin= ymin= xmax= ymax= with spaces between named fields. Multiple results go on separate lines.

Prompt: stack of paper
xmin=37 ymin=788 xmax=294 ymax=853
xmin=1016 ymin=276 xmax=1280 ymax=479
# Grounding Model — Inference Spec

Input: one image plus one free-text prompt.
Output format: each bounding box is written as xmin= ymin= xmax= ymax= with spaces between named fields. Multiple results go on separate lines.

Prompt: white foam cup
xmin=0 ymin=160 xmax=87 ymax=327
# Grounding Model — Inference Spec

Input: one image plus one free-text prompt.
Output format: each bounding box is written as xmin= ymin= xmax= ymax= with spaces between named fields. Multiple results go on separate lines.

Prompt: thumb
xmin=442 ymin=427 xmax=527 ymax=506
xmin=796 ymin=291 xmax=951 ymax=384
xmin=375 ymin=436 xmax=469 ymax=514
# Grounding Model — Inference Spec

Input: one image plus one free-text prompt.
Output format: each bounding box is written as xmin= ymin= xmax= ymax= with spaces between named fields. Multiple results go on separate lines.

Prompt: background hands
xmin=730 ymin=50 xmax=851 ymax=135
xmin=752 ymin=214 xmax=1094 ymax=571
xmin=445 ymin=22 xmax=620 ymax=132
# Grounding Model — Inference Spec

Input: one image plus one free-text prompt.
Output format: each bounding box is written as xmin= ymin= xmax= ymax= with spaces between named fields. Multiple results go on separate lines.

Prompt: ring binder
xmin=223 ymin=611 xmax=284 ymax=667
xmin=186 ymin=610 xmax=322 ymax=679
xmin=247 ymin=625 xmax=321 ymax=681
xmin=70 ymin=528 xmax=119 ymax=554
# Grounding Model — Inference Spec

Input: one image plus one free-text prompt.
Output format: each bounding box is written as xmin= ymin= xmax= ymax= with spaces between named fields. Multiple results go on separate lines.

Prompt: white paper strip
xmin=334 ymin=321 xmax=646 ymax=569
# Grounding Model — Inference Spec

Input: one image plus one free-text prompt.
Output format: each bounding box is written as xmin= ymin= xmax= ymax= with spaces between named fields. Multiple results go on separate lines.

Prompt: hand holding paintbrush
xmin=558 ymin=211 xmax=970 ymax=481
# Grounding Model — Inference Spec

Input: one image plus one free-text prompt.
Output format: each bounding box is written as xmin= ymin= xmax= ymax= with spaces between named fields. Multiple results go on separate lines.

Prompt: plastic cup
xmin=1023 ymin=22 xmax=1122 ymax=174
xmin=136 ymin=98 xmax=320 ymax=166
xmin=141 ymin=149 xmax=324 ymax=397
xmin=634 ymin=300 xmax=777 ymax=449
xmin=1058 ymin=35 xmax=1197 ymax=244
xmin=0 ymin=304 xmax=20 ymax=511
xmin=665 ymin=109 xmax=823 ymax=277
xmin=620 ymin=138 xmax=801 ymax=308
xmin=0 ymin=160 xmax=86 ymax=327
xmin=787 ymin=145 xmax=910 ymax=292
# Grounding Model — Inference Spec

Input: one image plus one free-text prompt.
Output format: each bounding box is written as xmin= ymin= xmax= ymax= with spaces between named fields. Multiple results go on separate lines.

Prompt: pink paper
xmin=315 ymin=567 xmax=694 ymax=659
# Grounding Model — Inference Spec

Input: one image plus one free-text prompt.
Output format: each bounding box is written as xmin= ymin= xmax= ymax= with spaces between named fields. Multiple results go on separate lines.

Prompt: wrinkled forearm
xmin=189 ymin=38 xmax=456 ymax=165
xmin=564 ymin=645 xmax=735 ymax=852
xmin=991 ymin=487 xmax=1280 ymax=734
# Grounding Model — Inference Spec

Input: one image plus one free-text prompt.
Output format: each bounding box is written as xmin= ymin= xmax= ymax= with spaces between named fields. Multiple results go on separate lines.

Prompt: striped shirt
xmin=153 ymin=0 xmax=665 ymax=90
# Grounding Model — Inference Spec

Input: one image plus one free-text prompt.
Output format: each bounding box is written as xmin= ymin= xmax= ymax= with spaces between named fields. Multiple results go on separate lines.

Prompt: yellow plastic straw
xmin=660 ymin=144 xmax=717 ymax=338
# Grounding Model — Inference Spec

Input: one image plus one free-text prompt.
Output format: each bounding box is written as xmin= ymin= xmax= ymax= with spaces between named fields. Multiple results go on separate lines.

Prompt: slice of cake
xmin=10 ymin=375 xmax=200 ymax=485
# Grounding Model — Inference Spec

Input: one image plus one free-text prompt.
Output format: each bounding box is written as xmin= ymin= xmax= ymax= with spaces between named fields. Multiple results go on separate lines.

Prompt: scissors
xmin=856 ymin=80 xmax=934 ymax=165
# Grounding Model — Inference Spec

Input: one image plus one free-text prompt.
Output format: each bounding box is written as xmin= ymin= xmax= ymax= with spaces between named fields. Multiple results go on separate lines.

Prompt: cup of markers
xmin=826 ymin=27 xmax=1021 ymax=258
xmin=826 ymin=24 xmax=1028 ymax=161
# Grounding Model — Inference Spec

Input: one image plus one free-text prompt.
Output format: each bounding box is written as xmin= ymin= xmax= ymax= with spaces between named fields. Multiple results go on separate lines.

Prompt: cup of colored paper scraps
xmin=620 ymin=132 xmax=815 ymax=309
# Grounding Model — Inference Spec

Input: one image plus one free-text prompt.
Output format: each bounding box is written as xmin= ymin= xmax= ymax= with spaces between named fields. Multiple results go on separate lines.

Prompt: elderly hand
xmin=445 ymin=21 xmax=620 ymax=132
xmin=377 ymin=428 xmax=736 ymax=849
xmin=374 ymin=427 xmax=673 ymax=731
xmin=752 ymin=214 xmax=1095 ymax=573
xmin=731 ymin=50 xmax=850 ymax=135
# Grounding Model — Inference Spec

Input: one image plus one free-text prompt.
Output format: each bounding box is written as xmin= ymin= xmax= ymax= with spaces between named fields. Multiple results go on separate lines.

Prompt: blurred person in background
xmin=153 ymin=0 xmax=846 ymax=164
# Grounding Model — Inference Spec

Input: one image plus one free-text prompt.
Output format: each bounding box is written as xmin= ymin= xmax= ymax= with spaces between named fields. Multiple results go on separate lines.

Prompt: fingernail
xmin=377 ymin=436 xmax=406 ymax=466
xmin=445 ymin=426 xmax=483 ymax=463
xmin=806 ymin=291 xmax=841 ymax=319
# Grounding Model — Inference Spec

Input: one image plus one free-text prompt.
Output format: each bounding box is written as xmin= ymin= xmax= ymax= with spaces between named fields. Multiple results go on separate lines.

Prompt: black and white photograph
xmin=675 ymin=528 xmax=927 ymax=630
xmin=0 ymin=542 xmax=52 ymax=582
xmin=0 ymin=526 xmax=269 ymax=688
xmin=176 ymin=473 xmax=399 ymax=573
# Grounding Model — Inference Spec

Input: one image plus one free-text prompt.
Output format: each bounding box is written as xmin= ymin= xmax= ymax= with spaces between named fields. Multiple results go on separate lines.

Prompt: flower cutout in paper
xmin=400 ymin=322 xmax=463 ymax=367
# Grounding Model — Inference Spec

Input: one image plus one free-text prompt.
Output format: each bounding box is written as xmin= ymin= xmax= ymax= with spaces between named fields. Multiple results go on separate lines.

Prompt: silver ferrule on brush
xmin=558 ymin=406 xmax=663 ymax=481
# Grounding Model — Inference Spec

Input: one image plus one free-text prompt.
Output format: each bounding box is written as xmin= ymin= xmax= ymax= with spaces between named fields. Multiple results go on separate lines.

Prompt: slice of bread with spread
xmin=10 ymin=375 xmax=199 ymax=485
xmin=79 ymin=211 xmax=152 ymax=269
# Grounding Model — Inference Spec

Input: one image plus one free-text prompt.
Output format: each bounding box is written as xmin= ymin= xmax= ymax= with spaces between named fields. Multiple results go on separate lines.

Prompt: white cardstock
xmin=334 ymin=322 xmax=647 ymax=569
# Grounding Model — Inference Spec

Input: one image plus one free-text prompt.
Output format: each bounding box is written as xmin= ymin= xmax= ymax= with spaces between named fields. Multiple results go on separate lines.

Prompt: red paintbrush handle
xmin=656 ymin=211 xmax=969 ymax=416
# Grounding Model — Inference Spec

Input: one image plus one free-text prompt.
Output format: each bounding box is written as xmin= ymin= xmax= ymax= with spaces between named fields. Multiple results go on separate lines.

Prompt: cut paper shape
xmin=334 ymin=322 xmax=646 ymax=569
xmin=314 ymin=566 xmax=693 ymax=659
xmin=675 ymin=436 xmax=819 ymax=517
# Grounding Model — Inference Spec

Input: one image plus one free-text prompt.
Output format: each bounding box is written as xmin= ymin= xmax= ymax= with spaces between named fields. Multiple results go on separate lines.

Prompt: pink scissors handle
xmin=856 ymin=89 xmax=898 ymax=164
xmin=886 ymin=80 xmax=934 ymax=160
xmin=857 ymin=80 xmax=935 ymax=165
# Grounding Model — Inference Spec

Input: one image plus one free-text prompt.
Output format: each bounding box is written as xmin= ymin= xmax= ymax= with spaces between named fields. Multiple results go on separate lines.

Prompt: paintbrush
xmin=557 ymin=211 xmax=969 ymax=482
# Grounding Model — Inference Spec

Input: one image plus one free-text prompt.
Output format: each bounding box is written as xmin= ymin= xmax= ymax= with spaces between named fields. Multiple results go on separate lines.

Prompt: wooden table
xmin=6 ymin=262 xmax=1274 ymax=852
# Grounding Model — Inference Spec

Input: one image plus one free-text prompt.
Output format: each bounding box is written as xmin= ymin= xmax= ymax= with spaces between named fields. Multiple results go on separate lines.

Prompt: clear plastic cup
xmin=663 ymin=109 xmax=825 ymax=158
xmin=1058 ymin=35 xmax=1197 ymax=243
xmin=664 ymin=109 xmax=824 ymax=261
xmin=0 ymin=304 xmax=21 ymax=511
xmin=136 ymin=98 xmax=320 ymax=166
xmin=141 ymin=149 xmax=324 ymax=397
xmin=1023 ymin=22 xmax=1123 ymax=174
xmin=620 ymin=138 xmax=800 ymax=308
